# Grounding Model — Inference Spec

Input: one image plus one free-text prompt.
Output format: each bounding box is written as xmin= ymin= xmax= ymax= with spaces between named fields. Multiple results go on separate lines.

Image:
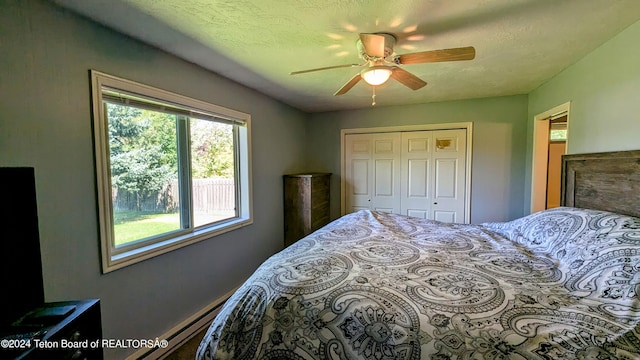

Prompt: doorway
xmin=546 ymin=117 xmax=567 ymax=208
xmin=531 ymin=102 xmax=570 ymax=213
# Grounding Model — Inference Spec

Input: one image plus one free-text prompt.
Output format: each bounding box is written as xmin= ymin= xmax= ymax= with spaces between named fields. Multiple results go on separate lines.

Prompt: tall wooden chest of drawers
xmin=283 ymin=173 xmax=331 ymax=247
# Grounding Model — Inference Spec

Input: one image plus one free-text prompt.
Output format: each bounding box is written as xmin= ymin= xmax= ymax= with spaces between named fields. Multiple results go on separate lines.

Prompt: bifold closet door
xmin=400 ymin=131 xmax=433 ymax=219
xmin=345 ymin=128 xmax=467 ymax=223
xmin=400 ymin=129 xmax=467 ymax=222
xmin=344 ymin=132 xmax=401 ymax=214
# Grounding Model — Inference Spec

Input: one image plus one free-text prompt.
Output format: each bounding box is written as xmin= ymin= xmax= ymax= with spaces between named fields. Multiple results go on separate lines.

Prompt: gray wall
xmin=1 ymin=1 xmax=307 ymax=358
xmin=524 ymin=20 xmax=640 ymax=212
xmin=307 ymin=95 xmax=529 ymax=223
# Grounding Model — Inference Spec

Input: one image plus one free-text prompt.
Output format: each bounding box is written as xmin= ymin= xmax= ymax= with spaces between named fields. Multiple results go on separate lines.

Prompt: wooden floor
xmin=163 ymin=328 xmax=207 ymax=360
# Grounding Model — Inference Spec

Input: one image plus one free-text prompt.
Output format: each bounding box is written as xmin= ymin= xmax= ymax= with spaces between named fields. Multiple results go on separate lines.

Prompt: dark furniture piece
xmin=561 ymin=149 xmax=640 ymax=217
xmin=0 ymin=168 xmax=103 ymax=359
xmin=283 ymin=173 xmax=331 ymax=247
xmin=0 ymin=299 xmax=102 ymax=359
xmin=0 ymin=168 xmax=44 ymax=327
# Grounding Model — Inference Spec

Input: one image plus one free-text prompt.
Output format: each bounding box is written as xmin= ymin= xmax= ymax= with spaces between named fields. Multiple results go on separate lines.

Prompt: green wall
xmin=525 ymin=20 xmax=640 ymax=212
xmin=307 ymin=95 xmax=529 ymax=223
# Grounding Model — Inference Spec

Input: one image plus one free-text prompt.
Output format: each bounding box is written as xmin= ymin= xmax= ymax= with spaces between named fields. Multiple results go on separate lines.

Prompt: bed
xmin=196 ymin=150 xmax=640 ymax=359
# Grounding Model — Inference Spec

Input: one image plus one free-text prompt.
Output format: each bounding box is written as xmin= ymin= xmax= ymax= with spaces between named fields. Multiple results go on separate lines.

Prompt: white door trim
xmin=530 ymin=101 xmax=571 ymax=213
xmin=340 ymin=122 xmax=473 ymax=222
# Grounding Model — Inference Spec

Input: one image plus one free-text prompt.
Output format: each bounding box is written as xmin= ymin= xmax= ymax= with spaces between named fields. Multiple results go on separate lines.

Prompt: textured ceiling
xmin=53 ymin=0 xmax=640 ymax=112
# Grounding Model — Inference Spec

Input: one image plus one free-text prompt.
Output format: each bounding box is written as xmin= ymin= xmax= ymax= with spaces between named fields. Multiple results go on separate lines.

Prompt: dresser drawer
xmin=311 ymin=202 xmax=330 ymax=230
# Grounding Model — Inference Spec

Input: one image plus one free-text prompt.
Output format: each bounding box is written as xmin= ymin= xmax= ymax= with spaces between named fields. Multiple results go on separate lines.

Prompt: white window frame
xmin=91 ymin=70 xmax=252 ymax=273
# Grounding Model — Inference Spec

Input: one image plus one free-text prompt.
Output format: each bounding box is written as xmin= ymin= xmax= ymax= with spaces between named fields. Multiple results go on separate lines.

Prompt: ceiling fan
xmin=290 ymin=33 xmax=476 ymax=98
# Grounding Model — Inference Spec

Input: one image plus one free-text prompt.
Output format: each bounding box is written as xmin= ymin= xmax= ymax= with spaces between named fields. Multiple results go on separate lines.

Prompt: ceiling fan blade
xmin=397 ymin=46 xmax=475 ymax=65
xmin=334 ymin=73 xmax=362 ymax=96
xmin=359 ymin=33 xmax=386 ymax=58
xmin=290 ymin=63 xmax=361 ymax=75
xmin=390 ymin=67 xmax=427 ymax=90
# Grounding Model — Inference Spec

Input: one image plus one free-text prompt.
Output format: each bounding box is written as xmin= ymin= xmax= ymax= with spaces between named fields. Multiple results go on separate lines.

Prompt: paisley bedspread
xmin=196 ymin=207 xmax=640 ymax=359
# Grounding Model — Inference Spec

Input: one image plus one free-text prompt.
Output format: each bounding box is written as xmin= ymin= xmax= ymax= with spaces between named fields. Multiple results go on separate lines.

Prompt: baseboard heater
xmin=127 ymin=287 xmax=238 ymax=360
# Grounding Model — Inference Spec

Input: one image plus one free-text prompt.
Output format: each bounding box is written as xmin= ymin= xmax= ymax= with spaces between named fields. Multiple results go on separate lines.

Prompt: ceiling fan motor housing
xmin=357 ymin=32 xmax=397 ymax=61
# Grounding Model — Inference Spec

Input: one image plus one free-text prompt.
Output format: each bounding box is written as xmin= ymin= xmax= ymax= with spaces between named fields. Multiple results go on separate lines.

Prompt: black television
xmin=0 ymin=167 xmax=45 ymax=326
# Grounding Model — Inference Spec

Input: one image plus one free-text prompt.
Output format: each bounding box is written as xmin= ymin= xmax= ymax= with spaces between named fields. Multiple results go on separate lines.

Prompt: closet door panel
xmin=345 ymin=135 xmax=372 ymax=213
xmin=401 ymin=131 xmax=432 ymax=219
xmin=371 ymin=134 xmax=401 ymax=213
xmin=408 ymin=159 xmax=429 ymax=197
xmin=374 ymin=159 xmax=394 ymax=196
xmin=434 ymin=159 xmax=457 ymax=198
xmin=434 ymin=211 xmax=457 ymax=223
xmin=431 ymin=129 xmax=467 ymax=222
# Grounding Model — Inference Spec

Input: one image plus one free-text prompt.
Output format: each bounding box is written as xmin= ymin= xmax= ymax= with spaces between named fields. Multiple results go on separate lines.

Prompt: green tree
xmin=111 ymin=146 xmax=174 ymax=211
xmin=107 ymin=104 xmax=178 ymax=211
xmin=190 ymin=119 xmax=234 ymax=178
xmin=138 ymin=111 xmax=179 ymax=170
xmin=107 ymin=104 xmax=143 ymax=156
xmin=106 ymin=103 xmax=235 ymax=211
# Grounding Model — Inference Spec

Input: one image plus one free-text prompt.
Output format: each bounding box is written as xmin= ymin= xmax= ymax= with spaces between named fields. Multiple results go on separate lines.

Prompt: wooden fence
xmin=190 ymin=178 xmax=235 ymax=213
xmin=113 ymin=178 xmax=235 ymax=213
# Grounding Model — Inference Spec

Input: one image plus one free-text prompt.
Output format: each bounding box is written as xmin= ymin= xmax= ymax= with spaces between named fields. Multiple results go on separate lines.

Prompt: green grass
xmin=113 ymin=210 xmax=180 ymax=246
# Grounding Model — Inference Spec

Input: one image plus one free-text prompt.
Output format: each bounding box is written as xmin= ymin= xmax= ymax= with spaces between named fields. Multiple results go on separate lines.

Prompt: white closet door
xmin=371 ymin=133 xmax=401 ymax=213
xmin=432 ymin=129 xmax=467 ymax=223
xmin=345 ymin=129 xmax=466 ymax=223
xmin=345 ymin=134 xmax=371 ymax=213
xmin=400 ymin=131 xmax=433 ymax=219
xmin=345 ymin=133 xmax=401 ymax=213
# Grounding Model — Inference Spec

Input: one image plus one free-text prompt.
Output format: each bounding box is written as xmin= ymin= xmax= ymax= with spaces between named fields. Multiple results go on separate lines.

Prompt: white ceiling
xmin=53 ymin=0 xmax=640 ymax=113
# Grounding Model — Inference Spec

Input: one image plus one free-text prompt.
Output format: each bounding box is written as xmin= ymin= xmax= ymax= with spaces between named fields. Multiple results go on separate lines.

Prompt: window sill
xmin=103 ymin=216 xmax=253 ymax=273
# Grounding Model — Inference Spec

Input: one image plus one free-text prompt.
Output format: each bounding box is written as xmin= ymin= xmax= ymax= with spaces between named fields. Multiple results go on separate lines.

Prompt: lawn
xmin=113 ymin=210 xmax=180 ymax=246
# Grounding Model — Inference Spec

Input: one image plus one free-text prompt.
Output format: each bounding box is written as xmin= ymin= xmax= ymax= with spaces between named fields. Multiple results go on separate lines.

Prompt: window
xmin=549 ymin=121 xmax=568 ymax=142
xmin=91 ymin=70 xmax=252 ymax=272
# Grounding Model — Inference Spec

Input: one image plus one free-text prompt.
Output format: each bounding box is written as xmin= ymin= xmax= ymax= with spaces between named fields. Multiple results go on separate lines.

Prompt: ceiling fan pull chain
xmin=372 ymin=86 xmax=376 ymax=106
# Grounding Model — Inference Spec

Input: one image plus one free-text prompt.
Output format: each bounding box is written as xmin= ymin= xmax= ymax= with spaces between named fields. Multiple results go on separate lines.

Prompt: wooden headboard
xmin=561 ymin=150 xmax=640 ymax=218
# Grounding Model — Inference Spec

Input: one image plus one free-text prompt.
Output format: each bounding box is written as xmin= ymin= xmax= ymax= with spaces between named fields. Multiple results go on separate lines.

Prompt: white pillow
xmin=484 ymin=207 xmax=640 ymax=304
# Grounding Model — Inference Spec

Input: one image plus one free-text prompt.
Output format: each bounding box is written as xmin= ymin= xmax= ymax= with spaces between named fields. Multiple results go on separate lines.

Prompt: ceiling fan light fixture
xmin=291 ymin=32 xmax=475 ymax=97
xmin=361 ymin=66 xmax=393 ymax=86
